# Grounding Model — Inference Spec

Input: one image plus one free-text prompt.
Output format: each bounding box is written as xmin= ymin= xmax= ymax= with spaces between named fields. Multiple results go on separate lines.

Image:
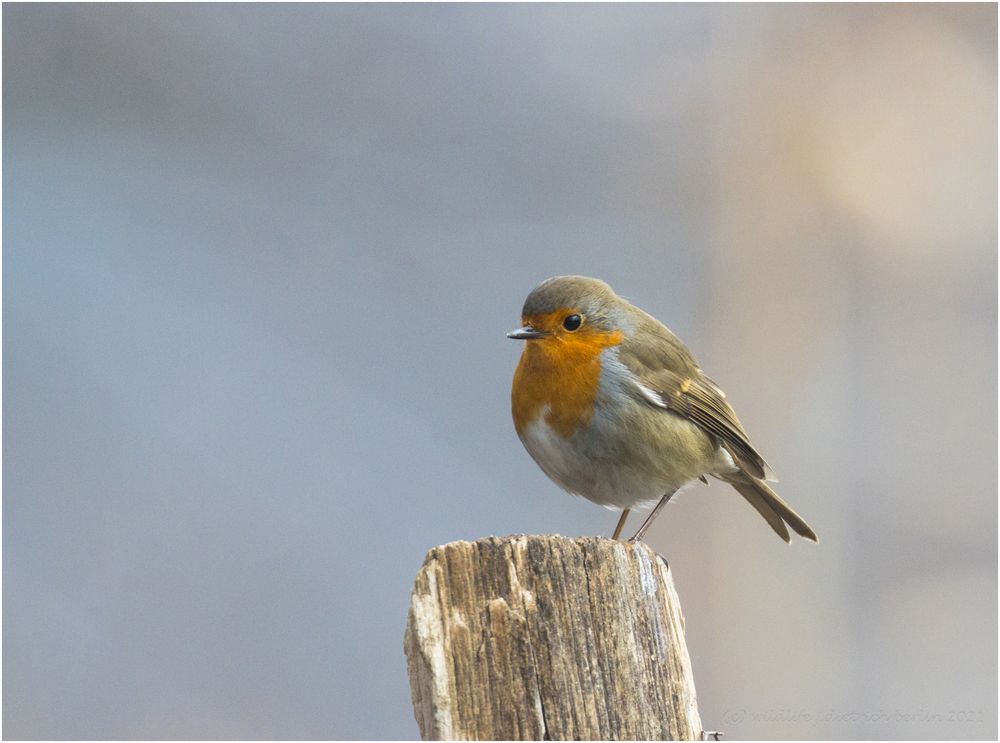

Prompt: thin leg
xmin=611 ymin=509 xmax=630 ymax=540
xmin=628 ymin=488 xmax=678 ymax=543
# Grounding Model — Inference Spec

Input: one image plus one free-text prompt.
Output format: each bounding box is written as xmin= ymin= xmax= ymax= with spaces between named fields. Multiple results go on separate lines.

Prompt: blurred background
xmin=4 ymin=3 xmax=996 ymax=740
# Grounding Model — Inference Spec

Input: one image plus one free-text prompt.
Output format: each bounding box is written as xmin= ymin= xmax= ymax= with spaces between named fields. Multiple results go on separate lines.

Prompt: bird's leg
xmin=611 ymin=509 xmax=630 ymax=540
xmin=628 ymin=488 xmax=678 ymax=543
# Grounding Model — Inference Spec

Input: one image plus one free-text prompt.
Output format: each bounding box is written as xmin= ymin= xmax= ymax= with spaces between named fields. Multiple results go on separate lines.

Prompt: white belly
xmin=518 ymin=414 xmax=680 ymax=510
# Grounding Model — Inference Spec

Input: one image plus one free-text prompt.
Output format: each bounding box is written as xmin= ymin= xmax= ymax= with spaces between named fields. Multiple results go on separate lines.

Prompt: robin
xmin=508 ymin=275 xmax=817 ymax=544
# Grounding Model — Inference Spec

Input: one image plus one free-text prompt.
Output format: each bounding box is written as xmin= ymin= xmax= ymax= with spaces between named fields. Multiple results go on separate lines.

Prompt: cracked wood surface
xmin=403 ymin=535 xmax=702 ymax=740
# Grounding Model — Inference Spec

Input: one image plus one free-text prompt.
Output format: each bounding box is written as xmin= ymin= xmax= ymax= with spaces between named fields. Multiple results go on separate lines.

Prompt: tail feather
xmin=722 ymin=474 xmax=818 ymax=543
xmin=732 ymin=480 xmax=791 ymax=542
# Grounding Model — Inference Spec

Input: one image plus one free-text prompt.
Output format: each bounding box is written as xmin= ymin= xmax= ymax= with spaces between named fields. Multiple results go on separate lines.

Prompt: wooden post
xmin=403 ymin=535 xmax=703 ymax=740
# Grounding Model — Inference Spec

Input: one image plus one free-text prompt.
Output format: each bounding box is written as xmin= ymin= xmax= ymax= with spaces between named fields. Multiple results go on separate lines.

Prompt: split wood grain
xmin=403 ymin=535 xmax=702 ymax=740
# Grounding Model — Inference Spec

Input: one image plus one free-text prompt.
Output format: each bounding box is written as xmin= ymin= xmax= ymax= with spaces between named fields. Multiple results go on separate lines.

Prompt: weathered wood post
xmin=403 ymin=535 xmax=703 ymax=740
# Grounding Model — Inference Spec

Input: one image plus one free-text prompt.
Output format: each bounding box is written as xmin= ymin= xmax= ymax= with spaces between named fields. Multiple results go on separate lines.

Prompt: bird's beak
xmin=507 ymin=325 xmax=546 ymax=340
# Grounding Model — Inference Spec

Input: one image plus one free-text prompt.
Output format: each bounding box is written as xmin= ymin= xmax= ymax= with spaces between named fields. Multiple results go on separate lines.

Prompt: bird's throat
xmin=511 ymin=331 xmax=622 ymax=438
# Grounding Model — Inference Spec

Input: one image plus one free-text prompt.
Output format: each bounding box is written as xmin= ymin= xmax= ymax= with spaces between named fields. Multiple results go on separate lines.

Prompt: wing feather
xmin=617 ymin=323 xmax=772 ymax=480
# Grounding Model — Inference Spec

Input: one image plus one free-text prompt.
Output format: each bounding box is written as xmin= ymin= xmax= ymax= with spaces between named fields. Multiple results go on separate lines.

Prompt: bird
xmin=507 ymin=275 xmax=817 ymax=544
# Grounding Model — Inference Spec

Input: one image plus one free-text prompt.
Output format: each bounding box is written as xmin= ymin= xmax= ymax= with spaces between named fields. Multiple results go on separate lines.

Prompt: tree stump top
xmin=403 ymin=534 xmax=702 ymax=740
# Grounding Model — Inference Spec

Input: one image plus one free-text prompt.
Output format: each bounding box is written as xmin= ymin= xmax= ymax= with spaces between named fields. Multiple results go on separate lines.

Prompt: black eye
xmin=562 ymin=314 xmax=582 ymax=331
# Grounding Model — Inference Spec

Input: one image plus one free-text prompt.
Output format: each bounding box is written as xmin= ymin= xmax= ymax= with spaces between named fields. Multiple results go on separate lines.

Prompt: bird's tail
xmin=719 ymin=473 xmax=817 ymax=543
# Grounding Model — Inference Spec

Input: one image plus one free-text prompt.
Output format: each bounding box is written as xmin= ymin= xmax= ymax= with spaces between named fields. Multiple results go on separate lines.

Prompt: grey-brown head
xmin=507 ymin=276 xmax=632 ymax=340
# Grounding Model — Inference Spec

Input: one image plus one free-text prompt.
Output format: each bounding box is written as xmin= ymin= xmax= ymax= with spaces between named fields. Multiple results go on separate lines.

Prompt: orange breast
xmin=511 ymin=329 xmax=623 ymax=438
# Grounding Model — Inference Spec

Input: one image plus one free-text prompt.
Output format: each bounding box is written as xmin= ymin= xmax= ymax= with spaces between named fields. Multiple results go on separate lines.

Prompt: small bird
xmin=508 ymin=276 xmax=817 ymax=544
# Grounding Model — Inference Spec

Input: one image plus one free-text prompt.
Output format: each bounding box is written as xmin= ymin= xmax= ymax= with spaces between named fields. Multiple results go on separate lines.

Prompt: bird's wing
xmin=618 ymin=324 xmax=772 ymax=480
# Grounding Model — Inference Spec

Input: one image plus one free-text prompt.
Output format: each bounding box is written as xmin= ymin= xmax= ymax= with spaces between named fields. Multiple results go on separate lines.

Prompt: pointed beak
xmin=507 ymin=325 xmax=546 ymax=340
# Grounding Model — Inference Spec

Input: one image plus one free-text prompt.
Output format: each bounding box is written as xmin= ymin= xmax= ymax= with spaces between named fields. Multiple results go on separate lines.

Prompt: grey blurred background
xmin=4 ymin=3 xmax=996 ymax=740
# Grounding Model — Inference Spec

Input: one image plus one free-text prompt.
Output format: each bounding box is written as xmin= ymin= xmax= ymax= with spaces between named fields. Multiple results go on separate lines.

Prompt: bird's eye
xmin=562 ymin=314 xmax=582 ymax=331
